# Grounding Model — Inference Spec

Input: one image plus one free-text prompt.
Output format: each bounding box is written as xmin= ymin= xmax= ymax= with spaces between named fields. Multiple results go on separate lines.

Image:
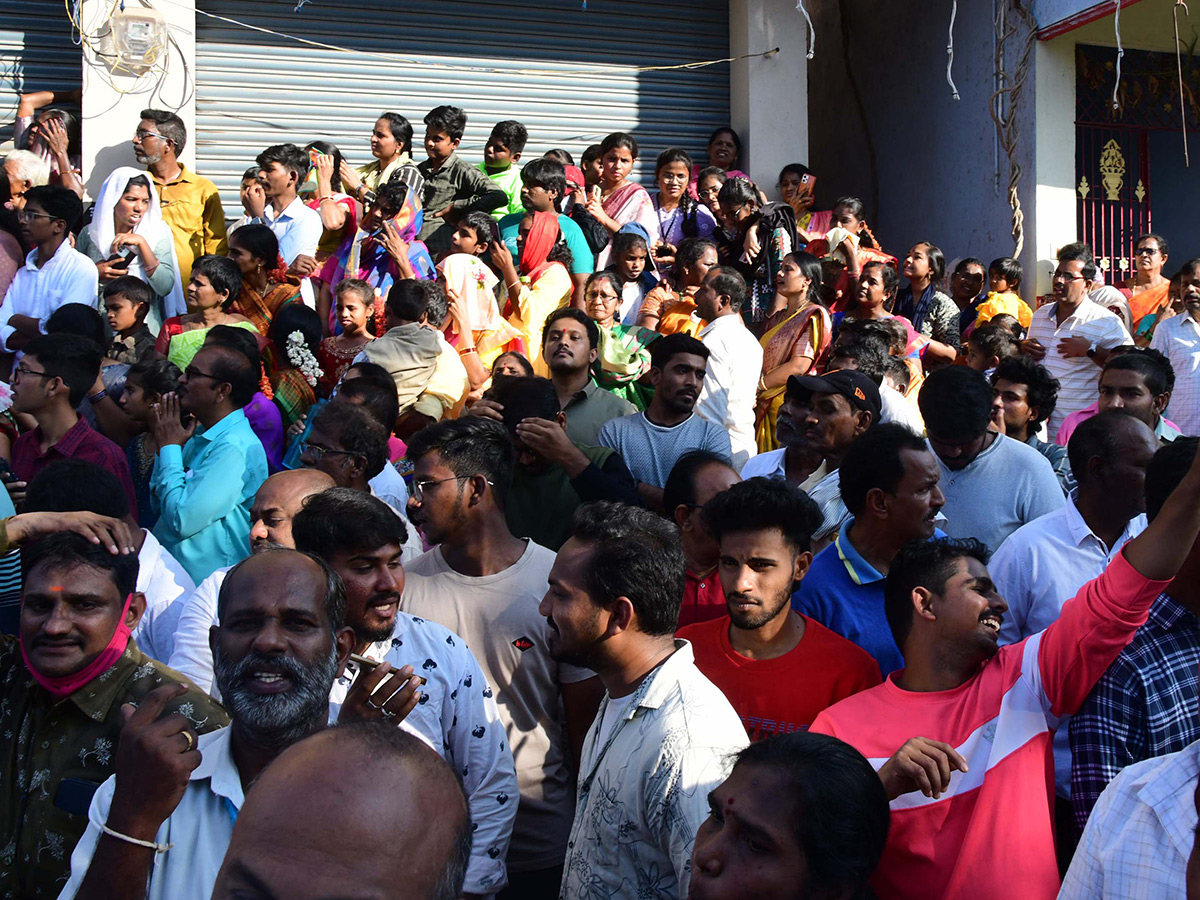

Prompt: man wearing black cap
xmin=789 ymin=368 xmax=882 ymax=550
xmin=918 ymin=365 xmax=1064 ymax=553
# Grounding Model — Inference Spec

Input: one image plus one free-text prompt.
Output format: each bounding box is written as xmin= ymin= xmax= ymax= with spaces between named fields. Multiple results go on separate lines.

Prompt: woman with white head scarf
xmin=75 ymin=166 xmax=186 ymax=332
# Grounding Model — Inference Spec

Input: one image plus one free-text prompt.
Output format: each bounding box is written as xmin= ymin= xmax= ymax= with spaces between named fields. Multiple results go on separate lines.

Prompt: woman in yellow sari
xmin=755 ymin=250 xmax=831 ymax=452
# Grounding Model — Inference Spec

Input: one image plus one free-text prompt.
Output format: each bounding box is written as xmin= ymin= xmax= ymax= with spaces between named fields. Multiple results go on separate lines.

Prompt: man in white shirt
xmin=293 ymin=487 xmax=519 ymax=896
xmin=696 ymin=266 xmax=763 ymax=469
xmin=0 ymin=185 xmax=97 ymax=358
xmin=249 ymin=143 xmax=322 ymax=296
xmin=404 ymin=417 xmax=604 ymax=897
xmin=59 ymin=549 xmax=358 ymax=900
xmin=1024 ymin=242 xmax=1132 ymax=436
xmin=1151 ymin=258 xmax=1200 ymax=436
xmin=168 ymin=467 xmax=335 ymax=693
xmin=541 ymin=501 xmax=748 ymax=899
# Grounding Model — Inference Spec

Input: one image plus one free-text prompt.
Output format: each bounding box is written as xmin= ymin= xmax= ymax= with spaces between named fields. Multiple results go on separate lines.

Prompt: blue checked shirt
xmin=1068 ymin=592 xmax=1200 ymax=830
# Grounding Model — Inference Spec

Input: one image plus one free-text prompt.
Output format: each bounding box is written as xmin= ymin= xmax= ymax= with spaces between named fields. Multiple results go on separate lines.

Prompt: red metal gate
xmin=1075 ymin=124 xmax=1152 ymax=284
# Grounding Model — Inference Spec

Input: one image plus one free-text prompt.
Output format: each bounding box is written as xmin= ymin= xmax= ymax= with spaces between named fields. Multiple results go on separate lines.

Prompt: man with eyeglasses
xmin=1023 ymin=242 xmax=1132 ymax=437
xmin=134 ymin=108 xmax=227 ymax=286
xmin=148 ymin=344 xmax=267 ymax=583
xmin=0 ymin=185 xmax=97 ymax=362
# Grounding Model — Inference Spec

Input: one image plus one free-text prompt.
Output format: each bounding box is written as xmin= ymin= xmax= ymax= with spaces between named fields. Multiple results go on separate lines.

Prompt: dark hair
xmin=270 ymin=302 xmax=322 ymax=358
xmin=571 ymin=501 xmax=684 ymax=635
xmin=338 ymin=378 xmax=399 ymax=437
xmin=24 ymin=459 xmax=130 ymax=519
xmin=676 ymin=237 xmax=717 ymax=275
xmin=829 ymin=334 xmax=889 ymax=385
xmin=140 ymin=108 xmax=186 ymax=153
xmin=127 ymin=358 xmax=181 ymax=398
xmin=241 ymin=165 xmax=261 ymax=182
xmin=489 ymin=376 xmax=559 ymax=432
xmin=492 ymin=351 xmax=534 ymax=377
xmin=1145 ymin=436 xmax=1199 ymax=522
xmin=655 ymin=147 xmax=693 ymax=174
xmin=305 ymin=140 xmax=344 ymax=192
xmin=1068 ymin=409 xmax=1146 ymax=488
xmin=1103 ymin=347 xmax=1175 ymax=396
xmin=421 ymin=279 xmax=449 ymax=328
xmin=1135 ymin=232 xmax=1170 ymax=258
xmin=102 ymin=275 xmax=153 ymax=314
xmin=228 ymin=223 xmax=282 ymax=270
xmin=204 ymin=324 xmax=261 ymax=376
xmin=708 ymin=127 xmax=742 ymax=159
xmin=858 ymin=261 xmax=899 ymax=309
xmin=662 ymin=450 xmax=736 ymax=518
xmin=203 ymin=345 xmax=259 ymax=408
xmin=784 ymin=250 xmax=824 ymax=307
xmin=191 ymin=254 xmax=243 ymax=307
xmin=839 ymin=424 xmax=929 ymax=517
xmin=610 ymin=228 xmax=649 ymax=261
xmin=521 ymin=158 xmax=567 ymax=208
xmin=344 ymin=361 xmax=400 ymax=404
xmin=335 ymin=278 xmax=375 ymax=307
xmin=970 ymin=322 xmax=1020 ymax=362
xmin=778 ymin=162 xmax=812 ymax=183
xmin=1057 ymin=242 xmax=1097 ymax=281
xmin=312 ymin=401 xmax=389 ymax=480
xmin=424 ymin=105 xmax=467 ymax=142
xmin=885 ymin=538 xmax=990 ymax=648
xmin=488 ymin=120 xmax=527 ymax=155
xmin=954 ymin=256 xmax=985 ymax=275
xmin=584 ymin=270 xmax=622 ymax=306
xmin=22 ymin=184 xmax=82 ymax=232
xmin=255 ymin=143 xmax=310 ymax=182
xmin=458 ymin=211 xmax=499 ymax=251
xmin=406 ymin=417 xmax=515 ymax=510
xmin=581 ymin=144 xmax=602 ymax=166
xmin=696 ymin=166 xmax=727 ymax=188
xmin=990 ymin=355 xmax=1060 ymax=427
xmin=45 ymin=303 xmax=106 ymax=350
xmin=704 ymin=477 xmax=822 ymax=554
xmin=292 ymin=485 xmax=409 ymax=554
xmin=22 ymin=333 xmax=102 ymax=407
xmin=707 ymin=265 xmax=748 ymax=313
xmin=600 ymin=132 xmax=639 ymax=159
xmin=219 ymin=548 xmax=346 ymax=632
xmin=543 ymin=307 xmax=599 ymax=353
xmin=377 ymin=112 xmax=414 ymax=155
xmin=733 ymin=732 xmax=890 ymax=899
xmin=23 ymin=531 xmax=139 ymax=600
xmin=716 ymin=176 xmax=759 ymax=212
xmin=651 ymin=333 xmax=708 ymax=369
xmin=386 ymin=279 xmax=427 ymax=323
xmin=543 ymin=148 xmax=575 ymax=166
xmin=883 ymin=355 xmax=911 ymax=393
xmin=374 ymin=181 xmax=411 ymax=216
xmin=121 ymin=173 xmax=153 ymax=199
xmin=990 ymin=313 xmax=1024 ymax=340
xmin=918 ymin=366 xmax=993 ymax=442
xmin=987 ymin=257 xmax=1023 ymax=290
xmin=912 ymin=242 xmax=947 ymax=282
xmin=842 ymin=317 xmax=906 ymax=357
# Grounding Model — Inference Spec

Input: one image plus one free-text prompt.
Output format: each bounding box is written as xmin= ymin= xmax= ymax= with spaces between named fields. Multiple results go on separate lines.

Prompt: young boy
xmin=103 ymin=276 xmax=156 ymax=364
xmin=605 ymin=225 xmax=659 ymax=325
xmin=965 ymin=321 xmax=1020 ymax=377
xmin=252 ymin=144 xmax=322 ymax=268
xmin=417 ymin=105 xmax=507 ymax=259
xmin=477 ymin=120 xmax=527 ymax=219
xmin=449 ymin=211 xmax=499 ymax=259
xmin=973 ymin=256 xmax=1034 ymax=330
xmin=231 ymin=165 xmax=263 ymax=232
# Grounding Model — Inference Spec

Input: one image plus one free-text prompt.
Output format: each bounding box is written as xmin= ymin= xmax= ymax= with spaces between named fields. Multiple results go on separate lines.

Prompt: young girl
xmin=896 ymin=242 xmax=960 ymax=356
xmin=715 ymin=177 xmax=796 ymax=330
xmin=695 ymin=166 xmax=727 ymax=220
xmin=103 ymin=275 xmax=156 ymax=364
xmin=584 ymin=270 xmax=659 ymax=410
xmin=803 ymin=196 xmax=897 ymax=315
xmin=317 ymin=278 xmax=375 ymax=396
xmin=269 ymin=303 xmax=323 ymax=432
xmin=652 ymin=148 xmax=717 ymax=276
xmin=777 ymin=162 xmax=831 ymax=240
xmin=119 ymin=359 xmax=182 ymax=526
xmin=605 ymin=226 xmax=659 ymax=325
xmin=973 ymin=256 xmax=1033 ymax=330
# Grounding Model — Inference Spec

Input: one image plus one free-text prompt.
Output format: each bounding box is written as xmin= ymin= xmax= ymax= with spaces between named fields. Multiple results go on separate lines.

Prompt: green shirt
xmin=0 ymin=637 xmax=227 ymax=899
xmin=507 ymin=444 xmax=617 ymax=551
xmin=476 ymin=161 xmax=525 ymax=218
xmin=562 ymin=379 xmax=637 ymax=446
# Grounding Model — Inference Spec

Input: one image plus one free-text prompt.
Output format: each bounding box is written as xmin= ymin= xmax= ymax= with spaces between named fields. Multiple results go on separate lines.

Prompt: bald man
xmin=167 ymin=468 xmax=335 ymax=694
xmin=211 ymin=723 xmax=472 ymax=900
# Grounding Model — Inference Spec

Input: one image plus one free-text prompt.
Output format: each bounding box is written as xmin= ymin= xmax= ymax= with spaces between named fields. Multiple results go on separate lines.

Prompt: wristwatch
xmin=1085 ymin=343 xmax=1097 ymax=359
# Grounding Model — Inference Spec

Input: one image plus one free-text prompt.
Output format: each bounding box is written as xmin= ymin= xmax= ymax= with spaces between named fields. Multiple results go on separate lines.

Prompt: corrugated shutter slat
xmin=0 ymin=0 xmax=81 ymax=144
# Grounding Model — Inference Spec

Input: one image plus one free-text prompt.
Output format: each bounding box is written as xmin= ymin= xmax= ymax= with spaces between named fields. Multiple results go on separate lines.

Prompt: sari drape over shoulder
xmin=754 ymin=303 xmax=832 ymax=452
xmin=592 ymin=323 xmax=660 ymax=410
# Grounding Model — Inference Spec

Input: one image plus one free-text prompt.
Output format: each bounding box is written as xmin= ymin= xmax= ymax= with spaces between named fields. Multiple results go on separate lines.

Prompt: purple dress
xmin=243 ymin=392 xmax=284 ymax=473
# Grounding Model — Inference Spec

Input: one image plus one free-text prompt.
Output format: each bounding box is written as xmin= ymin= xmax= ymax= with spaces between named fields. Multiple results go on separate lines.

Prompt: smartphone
xmin=103 ymin=247 xmax=136 ymax=270
xmin=349 ymin=653 xmax=427 ymax=685
xmin=55 ymin=778 xmax=102 ymax=817
xmin=0 ymin=459 xmax=16 ymax=485
xmin=654 ymin=244 xmax=671 ymax=258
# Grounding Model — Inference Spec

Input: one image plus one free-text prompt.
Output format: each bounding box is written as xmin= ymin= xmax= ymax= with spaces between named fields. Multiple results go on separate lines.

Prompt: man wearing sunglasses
xmin=148 ymin=344 xmax=267 ymax=583
xmin=0 ymin=184 xmax=97 ymax=363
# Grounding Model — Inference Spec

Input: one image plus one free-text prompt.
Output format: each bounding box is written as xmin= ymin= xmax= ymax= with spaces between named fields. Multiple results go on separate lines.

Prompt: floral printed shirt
xmin=0 ymin=637 xmax=227 ymax=899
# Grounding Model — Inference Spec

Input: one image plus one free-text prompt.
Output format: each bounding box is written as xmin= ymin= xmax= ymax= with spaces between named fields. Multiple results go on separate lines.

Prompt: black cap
xmin=787 ymin=369 xmax=882 ymax=421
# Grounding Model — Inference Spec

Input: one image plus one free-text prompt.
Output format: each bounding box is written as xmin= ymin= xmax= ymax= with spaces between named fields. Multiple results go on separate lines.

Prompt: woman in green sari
xmin=584 ymin=271 xmax=660 ymax=410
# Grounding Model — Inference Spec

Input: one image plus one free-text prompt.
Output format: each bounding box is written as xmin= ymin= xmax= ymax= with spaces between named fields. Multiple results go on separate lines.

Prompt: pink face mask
xmin=20 ymin=593 xmax=135 ymax=700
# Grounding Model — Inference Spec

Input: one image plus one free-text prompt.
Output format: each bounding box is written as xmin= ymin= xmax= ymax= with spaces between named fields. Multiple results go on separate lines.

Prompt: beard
xmin=727 ymin=589 xmax=792 ymax=631
xmin=213 ymin=643 xmax=340 ymax=745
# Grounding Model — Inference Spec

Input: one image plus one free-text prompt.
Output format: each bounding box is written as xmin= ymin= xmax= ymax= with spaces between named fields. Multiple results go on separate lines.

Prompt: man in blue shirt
xmin=150 ymin=345 xmax=268 ymax=582
xmin=794 ymin=423 xmax=945 ymax=675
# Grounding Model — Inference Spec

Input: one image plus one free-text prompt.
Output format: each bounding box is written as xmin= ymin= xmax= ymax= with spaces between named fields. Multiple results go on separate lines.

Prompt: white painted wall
xmin=1030 ymin=37 xmax=1077 ymax=299
xmin=79 ymin=0 xmax=196 ymax=198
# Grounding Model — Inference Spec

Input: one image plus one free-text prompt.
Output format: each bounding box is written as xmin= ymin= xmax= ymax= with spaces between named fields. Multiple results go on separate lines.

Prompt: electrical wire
xmin=796 ymin=0 xmax=815 ymax=60
xmin=947 ymin=0 xmax=961 ymax=100
xmin=1174 ymin=0 xmax=1191 ymax=166
xmin=1112 ymin=0 xmax=1124 ymax=110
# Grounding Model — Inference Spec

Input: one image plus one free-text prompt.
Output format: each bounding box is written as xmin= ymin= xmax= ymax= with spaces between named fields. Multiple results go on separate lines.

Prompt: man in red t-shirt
xmin=663 ymin=450 xmax=742 ymax=630
xmin=679 ymin=477 xmax=881 ymax=740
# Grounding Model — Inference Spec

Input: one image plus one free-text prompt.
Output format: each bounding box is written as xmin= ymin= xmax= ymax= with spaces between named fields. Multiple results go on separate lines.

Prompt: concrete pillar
xmin=729 ymin=0 xmax=810 ymax=191
xmin=79 ymin=0 xmax=196 ymax=197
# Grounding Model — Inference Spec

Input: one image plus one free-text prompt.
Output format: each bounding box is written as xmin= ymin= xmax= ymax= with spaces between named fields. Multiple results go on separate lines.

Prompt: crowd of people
xmin=1 ymin=91 xmax=1200 ymax=900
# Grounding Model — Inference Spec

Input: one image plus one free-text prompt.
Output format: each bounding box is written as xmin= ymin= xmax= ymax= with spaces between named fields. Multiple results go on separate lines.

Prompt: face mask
xmin=20 ymin=593 xmax=135 ymax=700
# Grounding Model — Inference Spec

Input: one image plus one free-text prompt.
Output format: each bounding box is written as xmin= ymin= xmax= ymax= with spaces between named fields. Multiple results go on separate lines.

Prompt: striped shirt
xmin=1028 ymin=297 xmax=1131 ymax=436
xmin=1151 ymin=311 xmax=1200 ymax=436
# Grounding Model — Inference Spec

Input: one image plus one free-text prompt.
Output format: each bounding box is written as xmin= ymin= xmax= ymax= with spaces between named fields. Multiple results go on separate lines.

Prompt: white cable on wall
xmin=796 ymin=0 xmax=815 ymax=60
xmin=947 ymin=0 xmax=961 ymax=100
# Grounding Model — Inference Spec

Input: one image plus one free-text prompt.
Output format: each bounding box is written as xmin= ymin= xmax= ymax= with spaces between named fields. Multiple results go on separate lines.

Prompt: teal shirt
xmin=476 ymin=161 xmax=525 ymax=218
xmin=500 ymin=212 xmax=595 ymax=276
xmin=151 ymin=408 xmax=267 ymax=583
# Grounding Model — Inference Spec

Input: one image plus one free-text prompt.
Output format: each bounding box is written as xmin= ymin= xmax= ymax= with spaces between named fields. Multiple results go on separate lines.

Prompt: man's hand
xmin=1057 ymin=336 xmax=1091 ymax=359
xmin=5 ymin=479 xmax=26 ymax=511
xmin=467 ymin=398 xmax=504 ymax=423
xmin=105 ymin=684 xmax=201 ymax=840
xmin=339 ymin=661 xmax=422 ymax=726
xmin=243 ymin=181 xmax=267 ymax=218
xmin=8 ymin=511 xmax=136 ymax=554
xmin=1021 ymin=337 xmax=1047 ymax=361
xmin=148 ymin=393 xmax=195 ymax=448
xmin=878 ymin=736 xmax=969 ymax=801
xmin=515 ymin=417 xmax=590 ymax=477
xmin=288 ymin=254 xmax=318 ymax=278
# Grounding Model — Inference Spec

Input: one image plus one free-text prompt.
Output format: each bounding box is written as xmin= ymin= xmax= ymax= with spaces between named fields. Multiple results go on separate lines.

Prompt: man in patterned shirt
xmin=0 ymin=531 xmax=225 ymax=899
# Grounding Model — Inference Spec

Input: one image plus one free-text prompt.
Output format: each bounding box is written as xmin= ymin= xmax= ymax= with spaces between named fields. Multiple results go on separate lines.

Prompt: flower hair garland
xmin=286 ymin=331 xmax=322 ymax=387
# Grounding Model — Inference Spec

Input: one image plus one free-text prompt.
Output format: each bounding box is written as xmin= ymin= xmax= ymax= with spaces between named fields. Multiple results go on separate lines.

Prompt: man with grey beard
xmin=58 ymin=549 xmax=380 ymax=900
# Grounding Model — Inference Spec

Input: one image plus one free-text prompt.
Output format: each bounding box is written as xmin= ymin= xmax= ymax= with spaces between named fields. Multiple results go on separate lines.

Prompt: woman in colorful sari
xmin=584 ymin=132 xmax=659 ymax=252
xmin=226 ymin=224 xmax=302 ymax=340
xmin=687 ymin=127 xmax=749 ymax=198
xmin=268 ymin=303 xmax=322 ymax=432
xmin=315 ymin=180 xmax=435 ymax=335
xmin=1122 ymin=232 xmax=1172 ymax=337
xmin=489 ymin=210 xmax=574 ymax=375
xmin=584 ymin=271 xmax=660 ymax=410
xmin=755 ymin=251 xmax=831 ymax=451
xmin=714 ymin=177 xmax=796 ymax=331
xmin=304 ymin=140 xmax=358 ymax=266
xmin=155 ymin=255 xmax=260 ymax=370
xmin=639 ymin=237 xmax=718 ymax=338
xmin=437 ymin=252 xmax=521 ymax=370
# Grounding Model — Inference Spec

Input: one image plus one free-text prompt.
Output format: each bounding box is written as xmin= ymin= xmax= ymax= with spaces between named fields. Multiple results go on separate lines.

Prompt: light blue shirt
xmin=252 ymin=196 xmax=323 ymax=265
xmin=151 ymin=409 xmax=267 ymax=583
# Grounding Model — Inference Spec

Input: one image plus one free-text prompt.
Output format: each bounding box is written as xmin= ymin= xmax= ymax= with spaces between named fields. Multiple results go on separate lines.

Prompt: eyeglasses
xmin=658 ymin=173 xmax=689 ymax=183
xmin=411 ymin=475 xmax=493 ymax=504
xmin=183 ymin=366 xmax=223 ymax=383
xmin=135 ymin=129 xmax=169 ymax=142
xmin=1051 ymin=270 xmax=1085 ymax=282
xmin=298 ymin=440 xmax=358 ymax=464
xmin=13 ymin=364 xmax=51 ymax=381
xmin=16 ymin=210 xmax=57 ymax=224
xmin=1135 ymin=247 xmax=1161 ymax=256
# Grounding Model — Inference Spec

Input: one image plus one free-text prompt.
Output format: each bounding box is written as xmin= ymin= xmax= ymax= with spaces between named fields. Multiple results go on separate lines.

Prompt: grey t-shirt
xmin=597 ymin=411 xmax=732 ymax=488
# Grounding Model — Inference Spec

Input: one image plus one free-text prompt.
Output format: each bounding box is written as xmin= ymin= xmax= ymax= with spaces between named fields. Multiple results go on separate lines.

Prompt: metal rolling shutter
xmin=194 ymin=0 xmax=730 ymax=216
xmin=0 ymin=0 xmax=82 ymax=144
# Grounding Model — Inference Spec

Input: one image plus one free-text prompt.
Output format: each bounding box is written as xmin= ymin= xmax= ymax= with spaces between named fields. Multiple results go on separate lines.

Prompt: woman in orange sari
xmin=226 ymin=224 xmax=302 ymax=339
xmin=754 ymin=251 xmax=831 ymax=451
xmin=1122 ymin=232 xmax=1172 ymax=337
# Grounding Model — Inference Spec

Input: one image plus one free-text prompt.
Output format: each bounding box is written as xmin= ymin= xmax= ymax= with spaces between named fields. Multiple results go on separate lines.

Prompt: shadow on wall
xmin=87 ymin=142 xmax=140 ymax=199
